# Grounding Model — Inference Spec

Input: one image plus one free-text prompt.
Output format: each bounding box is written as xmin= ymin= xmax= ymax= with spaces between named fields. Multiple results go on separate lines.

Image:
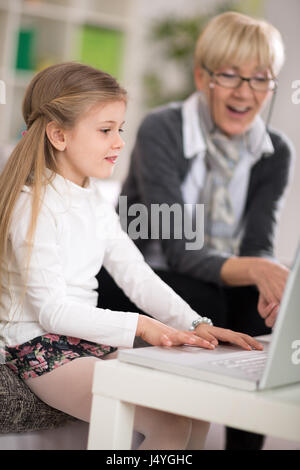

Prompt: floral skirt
xmin=3 ymin=334 xmax=117 ymax=380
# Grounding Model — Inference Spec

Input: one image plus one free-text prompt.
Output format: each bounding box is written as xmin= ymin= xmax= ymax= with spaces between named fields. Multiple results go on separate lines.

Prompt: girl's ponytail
xmin=0 ymin=115 xmax=47 ymax=303
xmin=0 ymin=61 xmax=126 ymax=305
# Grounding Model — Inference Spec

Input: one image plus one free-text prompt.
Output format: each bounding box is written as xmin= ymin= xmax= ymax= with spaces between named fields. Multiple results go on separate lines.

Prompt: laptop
xmin=118 ymin=245 xmax=300 ymax=391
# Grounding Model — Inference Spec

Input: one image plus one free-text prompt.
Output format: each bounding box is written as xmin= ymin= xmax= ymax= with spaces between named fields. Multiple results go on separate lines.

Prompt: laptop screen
xmin=260 ymin=245 xmax=300 ymax=389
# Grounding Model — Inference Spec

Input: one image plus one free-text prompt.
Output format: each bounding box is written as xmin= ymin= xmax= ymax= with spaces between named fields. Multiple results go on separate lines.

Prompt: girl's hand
xmin=136 ymin=315 xmax=215 ymax=349
xmin=194 ymin=323 xmax=264 ymax=351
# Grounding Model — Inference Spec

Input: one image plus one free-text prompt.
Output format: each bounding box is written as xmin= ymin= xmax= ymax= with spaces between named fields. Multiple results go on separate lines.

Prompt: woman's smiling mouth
xmin=226 ymin=104 xmax=252 ymax=116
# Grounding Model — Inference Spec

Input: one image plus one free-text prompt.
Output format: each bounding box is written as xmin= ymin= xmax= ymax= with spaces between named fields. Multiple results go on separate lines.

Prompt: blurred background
xmin=0 ymin=0 xmax=299 ymax=266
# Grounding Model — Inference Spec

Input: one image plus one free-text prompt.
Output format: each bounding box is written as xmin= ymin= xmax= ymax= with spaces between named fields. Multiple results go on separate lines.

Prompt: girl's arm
xmin=9 ymin=194 xmax=262 ymax=351
xmin=102 ymin=204 xmax=201 ymax=332
xmin=10 ymin=195 xmax=139 ymax=348
xmin=102 ymin=205 xmax=263 ymax=351
xmin=10 ymin=193 xmax=210 ymax=349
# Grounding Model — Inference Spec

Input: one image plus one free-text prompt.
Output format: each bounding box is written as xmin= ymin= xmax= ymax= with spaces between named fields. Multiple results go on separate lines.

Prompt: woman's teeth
xmin=227 ymin=105 xmax=250 ymax=114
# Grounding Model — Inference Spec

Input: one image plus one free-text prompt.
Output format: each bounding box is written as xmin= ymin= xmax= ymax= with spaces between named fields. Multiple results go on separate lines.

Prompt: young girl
xmin=0 ymin=62 xmax=262 ymax=450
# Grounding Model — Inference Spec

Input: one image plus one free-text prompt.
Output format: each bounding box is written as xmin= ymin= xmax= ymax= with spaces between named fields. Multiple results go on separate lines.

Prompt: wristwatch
xmin=189 ymin=316 xmax=213 ymax=331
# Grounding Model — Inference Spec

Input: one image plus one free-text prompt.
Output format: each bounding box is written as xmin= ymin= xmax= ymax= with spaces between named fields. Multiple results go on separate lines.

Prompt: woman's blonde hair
xmin=0 ymin=62 xmax=127 ymax=304
xmin=195 ymin=11 xmax=285 ymax=76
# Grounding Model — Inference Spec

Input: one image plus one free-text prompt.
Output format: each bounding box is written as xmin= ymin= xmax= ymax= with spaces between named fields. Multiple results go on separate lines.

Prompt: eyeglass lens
xmin=215 ymin=74 xmax=275 ymax=91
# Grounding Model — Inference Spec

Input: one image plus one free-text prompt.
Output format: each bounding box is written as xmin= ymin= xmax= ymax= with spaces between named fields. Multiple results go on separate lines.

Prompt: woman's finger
xmin=265 ymin=306 xmax=279 ymax=328
xmin=259 ymin=300 xmax=277 ymax=319
xmin=260 ymin=286 xmax=277 ymax=307
xmin=256 ymin=262 xmax=289 ymax=306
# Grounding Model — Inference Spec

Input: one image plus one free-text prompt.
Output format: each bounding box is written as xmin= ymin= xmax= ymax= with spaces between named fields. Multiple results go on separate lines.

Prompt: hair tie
xmin=22 ymin=130 xmax=28 ymax=137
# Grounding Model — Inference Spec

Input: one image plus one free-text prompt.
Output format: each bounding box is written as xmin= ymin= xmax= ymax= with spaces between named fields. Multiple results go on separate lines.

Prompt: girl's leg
xmin=25 ymin=357 xmax=207 ymax=450
xmin=25 ymin=356 xmax=99 ymax=422
xmin=186 ymin=419 xmax=210 ymax=450
xmin=133 ymin=411 xmax=210 ymax=450
xmin=133 ymin=406 xmax=192 ymax=450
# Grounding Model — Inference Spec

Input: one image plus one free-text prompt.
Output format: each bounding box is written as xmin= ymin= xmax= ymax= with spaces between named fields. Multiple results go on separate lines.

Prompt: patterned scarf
xmin=197 ymin=92 xmax=273 ymax=253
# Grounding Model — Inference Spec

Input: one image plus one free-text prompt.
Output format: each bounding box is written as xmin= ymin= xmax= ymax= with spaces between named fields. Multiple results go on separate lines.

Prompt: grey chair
xmin=0 ymin=365 xmax=76 ymax=434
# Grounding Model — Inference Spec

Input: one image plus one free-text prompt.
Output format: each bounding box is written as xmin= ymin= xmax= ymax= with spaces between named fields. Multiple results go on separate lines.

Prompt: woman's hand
xmin=257 ymin=293 xmax=279 ymax=327
xmin=249 ymin=258 xmax=289 ymax=307
xmin=221 ymin=256 xmax=289 ymax=327
xmin=136 ymin=315 xmax=215 ymax=349
xmin=194 ymin=323 xmax=264 ymax=351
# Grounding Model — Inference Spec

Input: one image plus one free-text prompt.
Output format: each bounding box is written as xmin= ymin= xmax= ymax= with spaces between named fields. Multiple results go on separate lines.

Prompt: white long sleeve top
xmin=0 ymin=172 xmax=200 ymax=347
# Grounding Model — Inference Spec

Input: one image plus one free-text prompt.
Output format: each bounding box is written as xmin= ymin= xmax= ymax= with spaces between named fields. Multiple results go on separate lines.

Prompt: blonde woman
xmin=103 ymin=12 xmax=294 ymax=449
xmin=0 ymin=62 xmax=263 ymax=450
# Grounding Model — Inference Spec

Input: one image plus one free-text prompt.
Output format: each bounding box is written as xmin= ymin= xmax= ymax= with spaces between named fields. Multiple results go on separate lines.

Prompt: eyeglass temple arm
xmin=201 ymin=64 xmax=213 ymax=76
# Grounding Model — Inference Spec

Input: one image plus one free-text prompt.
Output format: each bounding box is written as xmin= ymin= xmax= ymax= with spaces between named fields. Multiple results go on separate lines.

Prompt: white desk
xmin=88 ymin=357 xmax=300 ymax=450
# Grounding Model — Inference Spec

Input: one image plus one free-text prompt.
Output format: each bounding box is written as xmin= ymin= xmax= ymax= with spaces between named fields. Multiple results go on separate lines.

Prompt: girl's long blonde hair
xmin=0 ymin=62 xmax=127 ymax=304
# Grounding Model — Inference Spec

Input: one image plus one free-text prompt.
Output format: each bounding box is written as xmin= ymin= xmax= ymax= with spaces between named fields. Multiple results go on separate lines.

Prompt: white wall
xmin=263 ymin=0 xmax=300 ymax=264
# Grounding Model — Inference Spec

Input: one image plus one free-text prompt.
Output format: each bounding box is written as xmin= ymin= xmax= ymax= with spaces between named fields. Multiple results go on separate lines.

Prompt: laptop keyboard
xmin=210 ymin=352 xmax=268 ymax=378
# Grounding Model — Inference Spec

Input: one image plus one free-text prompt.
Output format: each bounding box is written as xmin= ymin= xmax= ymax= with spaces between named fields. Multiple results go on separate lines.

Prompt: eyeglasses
xmin=203 ymin=65 xmax=277 ymax=92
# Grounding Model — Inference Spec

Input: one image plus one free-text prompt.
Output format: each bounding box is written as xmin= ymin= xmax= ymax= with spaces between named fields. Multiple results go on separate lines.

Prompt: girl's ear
xmin=194 ymin=66 xmax=206 ymax=91
xmin=46 ymin=121 xmax=67 ymax=151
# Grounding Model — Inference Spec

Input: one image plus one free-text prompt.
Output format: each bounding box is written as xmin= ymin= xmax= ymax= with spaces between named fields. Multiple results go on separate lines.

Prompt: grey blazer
xmin=121 ymin=103 xmax=294 ymax=285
